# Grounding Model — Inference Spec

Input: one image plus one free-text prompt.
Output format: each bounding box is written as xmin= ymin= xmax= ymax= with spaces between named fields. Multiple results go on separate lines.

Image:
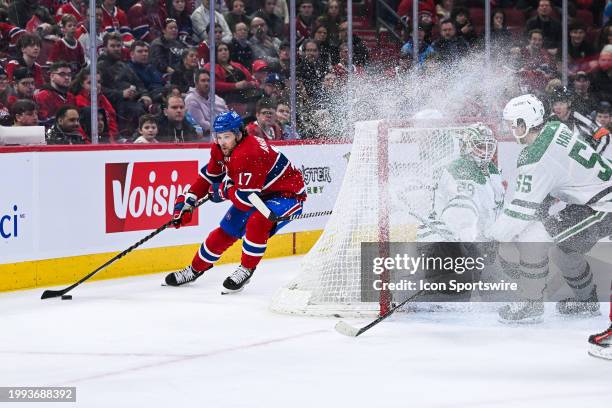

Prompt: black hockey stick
xmin=247 ymin=192 xmax=332 ymax=222
xmin=41 ymin=196 xmax=209 ymax=300
xmin=335 ymin=288 xmax=427 ymax=337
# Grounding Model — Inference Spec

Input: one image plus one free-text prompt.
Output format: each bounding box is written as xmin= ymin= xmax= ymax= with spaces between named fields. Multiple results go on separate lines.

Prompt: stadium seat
xmin=504 ymin=8 xmax=526 ymax=27
xmin=469 ymin=7 xmax=485 ymax=26
xmin=575 ymin=9 xmax=594 ymax=27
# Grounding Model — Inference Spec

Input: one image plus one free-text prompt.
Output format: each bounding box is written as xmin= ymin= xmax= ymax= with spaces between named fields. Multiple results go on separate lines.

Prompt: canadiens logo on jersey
xmin=105 ymin=161 xmax=198 ymax=233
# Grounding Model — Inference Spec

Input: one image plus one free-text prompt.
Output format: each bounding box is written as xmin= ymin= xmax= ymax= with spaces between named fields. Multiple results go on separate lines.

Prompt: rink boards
xmin=0 ymin=142 xmax=352 ymax=291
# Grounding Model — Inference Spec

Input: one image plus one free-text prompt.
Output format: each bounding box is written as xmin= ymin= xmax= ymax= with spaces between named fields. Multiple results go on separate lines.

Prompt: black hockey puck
xmin=61 ymin=295 xmax=72 ymax=300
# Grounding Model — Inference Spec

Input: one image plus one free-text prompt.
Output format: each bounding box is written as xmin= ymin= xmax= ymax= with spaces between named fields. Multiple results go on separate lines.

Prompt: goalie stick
xmin=41 ymin=196 xmax=209 ymax=300
xmin=247 ymin=193 xmax=332 ymax=222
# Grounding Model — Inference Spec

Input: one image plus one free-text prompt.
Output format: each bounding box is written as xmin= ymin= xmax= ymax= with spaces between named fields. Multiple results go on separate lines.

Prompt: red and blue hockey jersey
xmin=191 ymin=134 xmax=306 ymax=211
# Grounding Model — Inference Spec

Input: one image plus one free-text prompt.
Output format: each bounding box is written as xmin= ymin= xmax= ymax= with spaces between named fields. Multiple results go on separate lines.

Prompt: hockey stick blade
xmin=41 ymin=196 xmax=209 ymax=300
xmin=247 ymin=192 xmax=331 ymax=222
xmin=335 ymin=321 xmax=363 ymax=337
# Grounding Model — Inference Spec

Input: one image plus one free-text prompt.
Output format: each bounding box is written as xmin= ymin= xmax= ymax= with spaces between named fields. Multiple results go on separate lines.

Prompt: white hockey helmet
xmin=502 ymin=94 xmax=545 ymax=141
xmin=462 ymin=123 xmax=497 ymax=165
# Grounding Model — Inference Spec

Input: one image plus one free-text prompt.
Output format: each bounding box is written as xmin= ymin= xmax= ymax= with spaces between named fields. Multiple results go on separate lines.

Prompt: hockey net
xmin=270 ymin=120 xmax=474 ymax=317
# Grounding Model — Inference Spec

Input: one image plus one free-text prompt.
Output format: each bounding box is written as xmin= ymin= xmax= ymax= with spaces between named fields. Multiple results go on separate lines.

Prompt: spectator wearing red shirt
xmin=204 ymin=42 xmax=258 ymax=107
xmin=76 ymin=5 xmax=105 ymax=64
xmin=72 ymin=69 xmax=120 ymax=142
xmin=245 ymin=97 xmax=282 ymax=140
xmin=128 ymin=0 xmax=167 ymax=43
xmin=6 ymin=33 xmax=45 ymax=88
xmin=34 ymin=61 xmax=76 ymax=125
xmin=48 ymin=14 xmax=85 ymax=72
xmin=55 ymin=0 xmax=87 ymax=24
xmin=0 ymin=21 xmax=25 ymax=59
xmin=101 ymin=0 xmax=134 ymax=45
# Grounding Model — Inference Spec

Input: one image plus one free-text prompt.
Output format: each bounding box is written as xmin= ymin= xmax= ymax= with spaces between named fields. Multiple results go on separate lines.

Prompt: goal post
xmin=270 ymin=120 xmax=473 ymax=317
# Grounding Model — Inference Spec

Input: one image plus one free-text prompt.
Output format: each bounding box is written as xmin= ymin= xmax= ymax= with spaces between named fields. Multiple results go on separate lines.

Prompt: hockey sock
xmin=192 ymin=227 xmax=237 ymax=271
xmin=241 ymin=211 xmax=274 ymax=269
xmin=551 ymin=247 xmax=594 ymax=300
xmin=516 ymin=241 xmax=549 ymax=301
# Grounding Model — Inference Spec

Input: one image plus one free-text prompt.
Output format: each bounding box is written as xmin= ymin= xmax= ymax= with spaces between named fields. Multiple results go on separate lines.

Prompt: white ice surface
xmin=0 ymin=256 xmax=610 ymax=408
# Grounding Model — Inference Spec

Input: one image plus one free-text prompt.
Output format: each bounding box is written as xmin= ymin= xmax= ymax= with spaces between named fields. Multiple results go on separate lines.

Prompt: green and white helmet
xmin=462 ymin=123 xmax=497 ymax=165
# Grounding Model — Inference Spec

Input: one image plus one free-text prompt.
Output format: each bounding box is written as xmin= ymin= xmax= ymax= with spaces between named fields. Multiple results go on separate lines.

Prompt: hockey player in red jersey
xmin=588 ymin=282 xmax=612 ymax=360
xmin=165 ymin=110 xmax=306 ymax=293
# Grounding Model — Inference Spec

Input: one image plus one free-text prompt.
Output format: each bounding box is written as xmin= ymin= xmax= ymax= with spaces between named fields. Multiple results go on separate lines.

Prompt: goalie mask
xmin=503 ymin=94 xmax=545 ymax=141
xmin=462 ymin=123 xmax=497 ymax=165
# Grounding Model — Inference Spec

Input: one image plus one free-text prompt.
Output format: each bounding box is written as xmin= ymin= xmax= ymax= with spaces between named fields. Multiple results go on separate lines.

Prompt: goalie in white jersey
xmin=417 ymin=123 xmax=505 ymax=242
xmin=488 ymin=94 xmax=612 ymax=356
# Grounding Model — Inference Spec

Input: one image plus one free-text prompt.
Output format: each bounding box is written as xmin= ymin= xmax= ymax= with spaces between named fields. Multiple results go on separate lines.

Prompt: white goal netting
xmin=270 ymin=120 xmax=471 ymax=317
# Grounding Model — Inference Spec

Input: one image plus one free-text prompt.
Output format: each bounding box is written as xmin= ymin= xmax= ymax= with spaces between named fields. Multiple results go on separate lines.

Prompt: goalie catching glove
xmin=172 ymin=192 xmax=198 ymax=228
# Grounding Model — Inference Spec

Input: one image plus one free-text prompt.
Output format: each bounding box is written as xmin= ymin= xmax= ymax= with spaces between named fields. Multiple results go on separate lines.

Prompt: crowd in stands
xmin=0 ymin=0 xmax=608 ymax=144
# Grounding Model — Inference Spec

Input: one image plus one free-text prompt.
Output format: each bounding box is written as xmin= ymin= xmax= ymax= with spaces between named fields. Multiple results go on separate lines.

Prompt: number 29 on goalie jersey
xmin=418 ymin=157 xmax=505 ymax=242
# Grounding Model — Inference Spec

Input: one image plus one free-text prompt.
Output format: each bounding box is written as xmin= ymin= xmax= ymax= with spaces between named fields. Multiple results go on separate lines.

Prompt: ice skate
xmin=164 ymin=265 xmax=203 ymax=286
xmin=556 ymin=287 xmax=600 ymax=316
xmin=498 ymin=301 xmax=544 ymax=324
xmin=221 ymin=265 xmax=254 ymax=294
xmin=588 ymin=324 xmax=612 ymax=360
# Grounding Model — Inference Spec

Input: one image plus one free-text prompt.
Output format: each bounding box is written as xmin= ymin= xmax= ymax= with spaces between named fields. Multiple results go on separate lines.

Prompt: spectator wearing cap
xmin=338 ymin=21 xmax=369 ymax=66
xmin=296 ymin=0 xmax=316 ymax=45
xmin=251 ymin=0 xmax=283 ymax=38
xmin=170 ymin=47 xmax=199 ymax=93
xmin=249 ymin=17 xmax=281 ymax=67
xmin=572 ymin=71 xmax=598 ymax=116
xmin=128 ymin=0 xmax=167 ymax=43
xmin=262 ymin=72 xmax=285 ymax=102
xmin=7 ymin=68 xmax=36 ymax=109
xmin=568 ymin=21 xmax=596 ymax=66
xmin=590 ymin=44 xmax=612 ymax=104
xmin=10 ymin=99 xmax=38 ymax=127
xmin=245 ymin=97 xmax=282 ymax=140
xmin=525 ymin=0 xmax=561 ymax=51
xmin=431 ymin=18 xmax=468 ymax=65
xmin=397 ymin=0 xmax=435 ymax=28
xmin=46 ymin=105 xmax=86 ymax=144
xmin=297 ymin=39 xmax=329 ymax=101
xmin=594 ymin=101 xmax=611 ymax=129
xmin=7 ymin=33 xmax=44 ymax=88
xmin=252 ymin=58 xmax=270 ymax=83
xmin=400 ymin=25 xmax=434 ymax=67
xmin=205 ymin=43 xmax=258 ymax=112
xmin=229 ymin=22 xmax=253 ymax=69
xmin=185 ymin=69 xmax=228 ymax=140
xmin=156 ymin=94 xmax=199 ymax=142
xmin=316 ymin=0 xmax=343 ymax=47
xmin=149 ymin=18 xmax=186 ymax=75
xmin=190 ymin=0 xmax=232 ymax=43
xmin=100 ymin=0 xmax=134 ymax=45
xmin=72 ymin=69 xmax=119 ymax=142
xmin=34 ymin=61 xmax=76 ymax=126
xmin=224 ymin=0 xmax=251 ymax=32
